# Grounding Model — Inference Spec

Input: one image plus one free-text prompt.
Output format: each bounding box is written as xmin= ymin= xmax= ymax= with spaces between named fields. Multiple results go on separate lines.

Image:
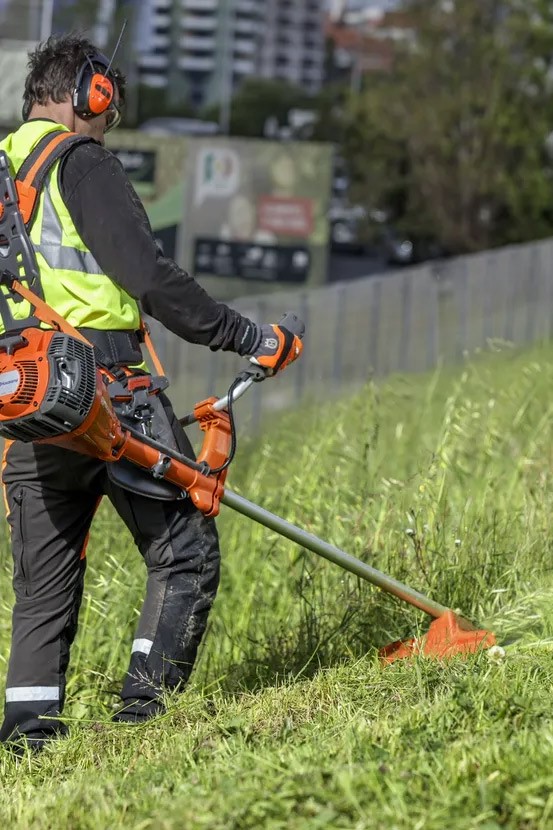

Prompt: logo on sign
xmin=195 ymin=147 xmax=240 ymax=205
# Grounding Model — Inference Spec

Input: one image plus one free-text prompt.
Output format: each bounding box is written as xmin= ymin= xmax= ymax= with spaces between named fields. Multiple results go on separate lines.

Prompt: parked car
xmin=328 ymin=203 xmax=383 ymax=254
xmin=379 ymin=226 xmax=448 ymax=266
xmin=330 ymin=212 xmax=367 ymax=254
xmin=328 ymin=201 xmax=448 ymax=265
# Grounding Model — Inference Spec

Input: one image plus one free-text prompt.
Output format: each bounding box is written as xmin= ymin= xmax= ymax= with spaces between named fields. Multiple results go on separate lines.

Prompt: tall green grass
xmin=2 ymin=341 xmax=553 ymax=827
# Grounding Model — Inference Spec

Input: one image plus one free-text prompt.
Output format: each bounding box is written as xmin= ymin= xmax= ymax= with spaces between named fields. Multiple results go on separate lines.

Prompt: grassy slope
xmin=2 ymin=342 xmax=553 ymax=827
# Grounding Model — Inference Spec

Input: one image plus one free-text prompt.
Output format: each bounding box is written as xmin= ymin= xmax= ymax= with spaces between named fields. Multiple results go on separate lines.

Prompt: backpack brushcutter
xmin=0 ymin=146 xmax=496 ymax=662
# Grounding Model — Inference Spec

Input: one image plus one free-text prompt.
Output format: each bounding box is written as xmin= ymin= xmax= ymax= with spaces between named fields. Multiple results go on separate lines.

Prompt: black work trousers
xmin=0 ymin=397 xmax=220 ymax=745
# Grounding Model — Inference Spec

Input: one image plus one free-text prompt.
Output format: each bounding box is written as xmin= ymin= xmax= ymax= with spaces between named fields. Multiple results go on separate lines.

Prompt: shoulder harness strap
xmin=0 ymin=131 xmax=93 ymax=334
xmin=14 ymin=130 xmax=94 ymax=229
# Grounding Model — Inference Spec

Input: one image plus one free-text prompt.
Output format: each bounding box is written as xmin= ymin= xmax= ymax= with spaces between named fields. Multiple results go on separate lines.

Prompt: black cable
xmin=124 ymin=374 xmax=246 ymax=481
xmin=125 ymin=377 xmax=240 ymax=477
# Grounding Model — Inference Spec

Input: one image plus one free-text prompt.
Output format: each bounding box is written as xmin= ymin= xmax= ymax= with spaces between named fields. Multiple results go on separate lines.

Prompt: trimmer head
xmin=379 ymin=610 xmax=496 ymax=664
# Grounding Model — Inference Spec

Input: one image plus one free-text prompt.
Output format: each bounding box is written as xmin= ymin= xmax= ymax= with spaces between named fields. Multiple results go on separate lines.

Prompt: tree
xmin=136 ymin=86 xmax=196 ymax=125
xmin=203 ymin=78 xmax=310 ymax=138
xmin=52 ymin=0 xmax=99 ymax=35
xmin=309 ymin=83 xmax=350 ymax=143
xmin=343 ymin=0 xmax=553 ymax=253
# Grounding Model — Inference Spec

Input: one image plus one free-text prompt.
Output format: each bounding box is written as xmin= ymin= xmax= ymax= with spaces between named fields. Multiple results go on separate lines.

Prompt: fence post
xmin=398 ymin=273 xmax=413 ymax=372
xmin=482 ymin=254 xmax=497 ymax=344
xmin=368 ymin=278 xmax=382 ymax=376
xmin=547 ymin=242 xmax=553 ymax=340
xmin=456 ymin=259 xmax=469 ymax=360
xmin=427 ymin=269 xmax=438 ymax=369
xmin=524 ymin=245 xmax=539 ymax=345
xmin=502 ymin=250 xmax=517 ymax=344
xmin=205 ymin=347 xmax=218 ymax=397
xmin=333 ymin=283 xmax=347 ymax=386
xmin=295 ymin=292 xmax=309 ymax=404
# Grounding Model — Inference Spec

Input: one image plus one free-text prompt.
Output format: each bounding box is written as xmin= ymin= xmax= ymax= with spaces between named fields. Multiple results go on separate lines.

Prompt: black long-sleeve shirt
xmin=57 ymin=135 xmax=258 ymax=355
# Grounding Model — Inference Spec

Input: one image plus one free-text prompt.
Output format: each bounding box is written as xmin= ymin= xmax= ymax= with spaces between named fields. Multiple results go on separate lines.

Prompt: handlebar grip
xmin=277 ymin=312 xmax=305 ymax=339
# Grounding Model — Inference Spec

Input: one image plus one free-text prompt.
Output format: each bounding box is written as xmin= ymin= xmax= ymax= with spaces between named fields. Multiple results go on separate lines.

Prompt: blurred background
xmin=1 ymin=1 xmax=553 ymax=422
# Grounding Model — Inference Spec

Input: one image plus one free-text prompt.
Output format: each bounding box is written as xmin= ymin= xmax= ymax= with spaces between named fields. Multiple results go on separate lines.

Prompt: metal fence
xmin=148 ymin=237 xmax=553 ymax=431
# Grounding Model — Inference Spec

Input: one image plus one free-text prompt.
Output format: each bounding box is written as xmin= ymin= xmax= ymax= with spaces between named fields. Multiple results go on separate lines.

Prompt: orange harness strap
xmin=8 ymin=277 xmax=92 ymax=345
xmin=140 ymin=321 xmax=166 ymax=377
xmin=14 ymin=130 xmax=94 ymax=228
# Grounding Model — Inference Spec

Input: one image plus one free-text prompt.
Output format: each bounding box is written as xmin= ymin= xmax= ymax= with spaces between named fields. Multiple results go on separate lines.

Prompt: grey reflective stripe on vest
xmin=33 ymin=185 xmax=104 ymax=275
xmin=6 ymin=686 xmax=60 ymax=702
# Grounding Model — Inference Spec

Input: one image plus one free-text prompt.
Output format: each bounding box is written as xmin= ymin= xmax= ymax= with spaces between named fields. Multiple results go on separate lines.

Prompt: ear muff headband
xmin=73 ymin=53 xmax=114 ymax=119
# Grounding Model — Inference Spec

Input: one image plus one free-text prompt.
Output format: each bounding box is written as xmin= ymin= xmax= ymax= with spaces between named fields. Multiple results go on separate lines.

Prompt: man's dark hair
xmin=22 ymin=33 xmax=126 ymax=120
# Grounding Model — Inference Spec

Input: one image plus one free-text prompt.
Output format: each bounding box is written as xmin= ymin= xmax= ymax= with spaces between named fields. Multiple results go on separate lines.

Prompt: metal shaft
xmin=221 ymin=489 xmax=450 ymax=619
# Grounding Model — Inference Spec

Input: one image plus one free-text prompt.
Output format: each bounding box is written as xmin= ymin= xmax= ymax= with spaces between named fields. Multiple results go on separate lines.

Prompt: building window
xmin=235 ymin=11 xmax=259 ymax=20
xmin=190 ymin=88 xmax=204 ymax=106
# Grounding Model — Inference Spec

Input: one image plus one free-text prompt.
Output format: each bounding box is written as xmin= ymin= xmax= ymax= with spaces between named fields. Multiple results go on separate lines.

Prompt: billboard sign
xmin=193 ymin=238 xmax=311 ymax=283
xmin=110 ymin=148 xmax=157 ymax=199
xmin=180 ymin=136 xmax=332 ymax=299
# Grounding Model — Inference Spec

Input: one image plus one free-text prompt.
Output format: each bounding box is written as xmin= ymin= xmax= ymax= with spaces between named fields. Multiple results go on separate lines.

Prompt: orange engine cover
xmin=0 ymin=327 xmax=123 ymax=457
xmin=0 ymin=328 xmax=52 ymax=422
xmin=0 ymin=327 xmax=230 ymax=516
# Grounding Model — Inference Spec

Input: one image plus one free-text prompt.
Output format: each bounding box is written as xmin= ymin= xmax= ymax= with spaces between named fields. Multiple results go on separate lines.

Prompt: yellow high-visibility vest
xmin=0 ymin=120 xmax=140 ymax=333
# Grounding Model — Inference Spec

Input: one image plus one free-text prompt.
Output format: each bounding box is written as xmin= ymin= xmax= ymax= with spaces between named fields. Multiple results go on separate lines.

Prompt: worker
xmin=0 ymin=34 xmax=302 ymax=752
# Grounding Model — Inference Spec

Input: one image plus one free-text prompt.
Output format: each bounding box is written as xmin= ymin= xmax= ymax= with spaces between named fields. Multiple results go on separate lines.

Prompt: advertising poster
xmin=179 ymin=137 xmax=332 ymax=300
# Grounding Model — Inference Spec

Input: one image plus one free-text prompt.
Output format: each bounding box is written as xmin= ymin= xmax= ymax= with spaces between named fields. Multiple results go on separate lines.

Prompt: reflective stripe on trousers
xmin=132 ymin=638 xmax=153 ymax=656
xmin=5 ymin=686 xmax=60 ymax=702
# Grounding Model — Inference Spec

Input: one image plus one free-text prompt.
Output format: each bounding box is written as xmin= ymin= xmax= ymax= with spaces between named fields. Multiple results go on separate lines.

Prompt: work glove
xmin=249 ymin=322 xmax=303 ymax=376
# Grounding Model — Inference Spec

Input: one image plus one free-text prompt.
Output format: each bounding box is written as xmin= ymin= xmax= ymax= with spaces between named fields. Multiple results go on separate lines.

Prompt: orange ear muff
xmin=88 ymin=73 xmax=114 ymax=115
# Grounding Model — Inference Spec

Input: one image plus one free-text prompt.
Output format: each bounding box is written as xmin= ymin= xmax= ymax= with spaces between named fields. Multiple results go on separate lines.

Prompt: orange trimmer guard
xmin=379 ymin=610 xmax=496 ymax=664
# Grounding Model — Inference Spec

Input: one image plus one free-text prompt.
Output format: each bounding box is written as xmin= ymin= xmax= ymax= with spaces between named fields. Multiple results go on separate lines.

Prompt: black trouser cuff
xmin=112 ymin=697 xmax=164 ymax=723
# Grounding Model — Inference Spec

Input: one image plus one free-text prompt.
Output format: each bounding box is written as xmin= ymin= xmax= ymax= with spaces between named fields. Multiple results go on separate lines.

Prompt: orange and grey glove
xmin=249 ymin=320 xmax=304 ymax=376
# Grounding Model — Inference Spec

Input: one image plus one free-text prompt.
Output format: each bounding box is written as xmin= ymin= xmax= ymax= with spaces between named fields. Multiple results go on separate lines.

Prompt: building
xmin=326 ymin=0 xmax=402 ymax=23
xmin=135 ymin=0 xmax=264 ymax=108
xmin=135 ymin=0 xmax=326 ymax=110
xmin=258 ymin=0 xmax=326 ymax=95
xmin=0 ymin=0 xmax=53 ymax=41
xmin=325 ymin=0 xmax=412 ymax=84
xmin=52 ymin=0 xmax=140 ymax=48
